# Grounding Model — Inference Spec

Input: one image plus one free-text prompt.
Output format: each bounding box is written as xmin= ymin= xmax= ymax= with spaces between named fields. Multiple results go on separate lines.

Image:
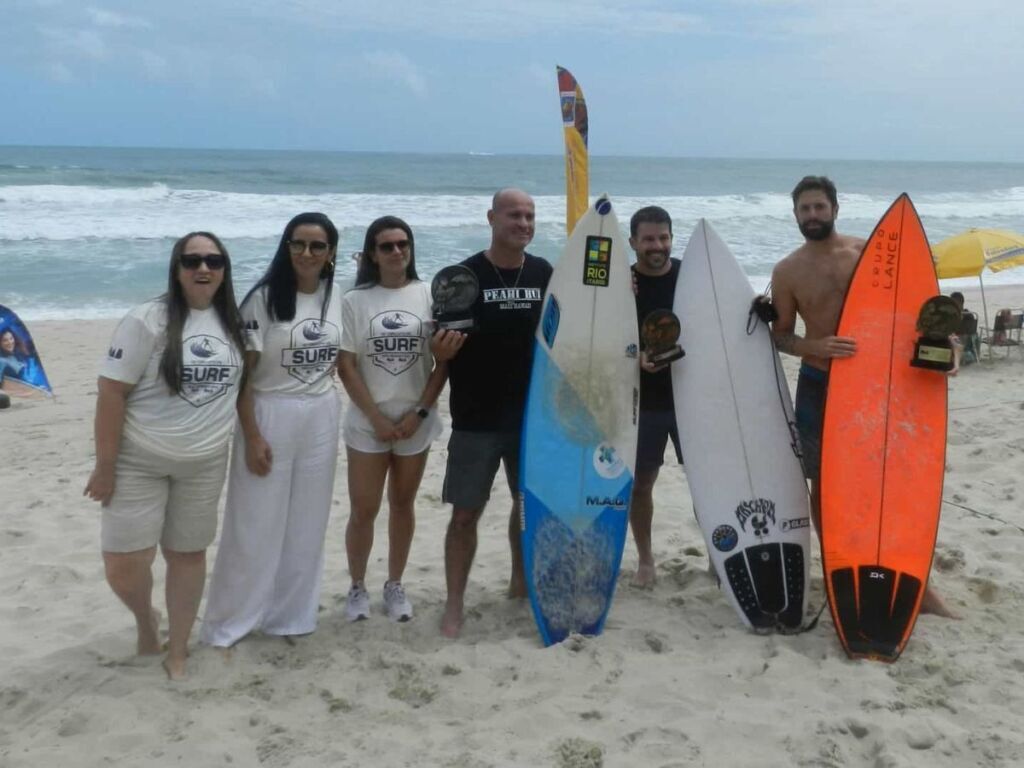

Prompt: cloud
xmin=38 ymin=26 xmax=107 ymax=60
xmin=86 ymin=7 xmax=151 ymax=29
xmin=360 ymin=51 xmax=428 ymax=99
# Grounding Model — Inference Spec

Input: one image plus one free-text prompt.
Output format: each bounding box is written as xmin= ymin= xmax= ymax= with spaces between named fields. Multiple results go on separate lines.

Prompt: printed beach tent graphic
xmin=0 ymin=304 xmax=53 ymax=397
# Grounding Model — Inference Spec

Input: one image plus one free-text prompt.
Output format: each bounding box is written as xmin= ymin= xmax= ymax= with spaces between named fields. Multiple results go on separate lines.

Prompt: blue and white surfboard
xmin=520 ymin=197 xmax=639 ymax=646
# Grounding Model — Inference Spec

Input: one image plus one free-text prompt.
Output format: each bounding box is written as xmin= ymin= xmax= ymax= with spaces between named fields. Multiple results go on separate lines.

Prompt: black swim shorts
xmin=794 ymin=363 xmax=828 ymax=482
xmin=635 ymin=409 xmax=683 ymax=474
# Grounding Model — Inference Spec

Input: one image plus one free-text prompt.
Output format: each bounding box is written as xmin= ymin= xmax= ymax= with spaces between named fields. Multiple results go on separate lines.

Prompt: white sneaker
xmin=345 ymin=583 xmax=370 ymax=622
xmin=383 ymin=581 xmax=413 ymax=622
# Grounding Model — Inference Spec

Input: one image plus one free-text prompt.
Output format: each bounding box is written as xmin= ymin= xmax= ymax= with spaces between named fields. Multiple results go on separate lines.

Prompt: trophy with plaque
xmin=431 ymin=265 xmax=479 ymax=331
xmin=910 ymin=295 xmax=960 ymax=371
xmin=641 ymin=309 xmax=685 ymax=367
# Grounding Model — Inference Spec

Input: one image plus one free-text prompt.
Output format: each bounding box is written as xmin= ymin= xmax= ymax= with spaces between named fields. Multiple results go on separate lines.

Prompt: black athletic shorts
xmin=794 ymin=363 xmax=828 ymax=483
xmin=635 ymin=409 xmax=683 ymax=474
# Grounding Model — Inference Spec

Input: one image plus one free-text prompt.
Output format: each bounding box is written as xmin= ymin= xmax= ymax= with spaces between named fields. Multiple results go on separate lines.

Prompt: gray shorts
xmin=442 ymin=430 xmax=520 ymax=510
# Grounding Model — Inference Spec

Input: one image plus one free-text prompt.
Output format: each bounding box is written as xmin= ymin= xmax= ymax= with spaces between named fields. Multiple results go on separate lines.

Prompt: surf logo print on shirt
xmin=281 ymin=319 xmax=340 ymax=384
xmin=368 ymin=310 xmax=424 ymax=376
xmin=180 ymin=334 xmax=240 ymax=407
xmin=482 ymin=287 xmax=543 ymax=311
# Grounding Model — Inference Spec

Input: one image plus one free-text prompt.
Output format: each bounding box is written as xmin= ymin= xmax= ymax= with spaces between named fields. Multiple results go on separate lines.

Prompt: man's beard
xmin=799 ymin=218 xmax=835 ymax=242
xmin=642 ymin=249 xmax=670 ymax=270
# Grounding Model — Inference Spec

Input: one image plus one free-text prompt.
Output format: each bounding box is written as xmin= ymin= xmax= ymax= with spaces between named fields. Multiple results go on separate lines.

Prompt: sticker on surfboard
xmin=582 ymin=236 xmax=611 ymax=287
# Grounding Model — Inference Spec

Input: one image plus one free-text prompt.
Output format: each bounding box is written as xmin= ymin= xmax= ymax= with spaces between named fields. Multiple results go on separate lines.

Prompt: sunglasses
xmin=377 ymin=239 xmax=410 ymax=254
xmin=288 ymin=239 xmax=330 ymax=256
xmin=181 ymin=253 xmax=226 ymax=270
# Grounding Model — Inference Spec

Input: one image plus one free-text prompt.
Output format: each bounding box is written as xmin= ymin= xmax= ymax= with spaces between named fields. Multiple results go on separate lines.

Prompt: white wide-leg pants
xmin=200 ymin=389 xmax=340 ymax=647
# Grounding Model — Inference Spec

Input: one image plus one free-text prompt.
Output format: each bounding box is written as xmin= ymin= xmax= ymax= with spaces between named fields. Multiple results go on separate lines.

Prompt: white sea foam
xmin=2 ymin=185 xmax=1023 ymax=242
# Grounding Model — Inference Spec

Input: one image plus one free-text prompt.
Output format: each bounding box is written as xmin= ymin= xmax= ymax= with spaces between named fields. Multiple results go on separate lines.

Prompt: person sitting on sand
xmin=84 ymin=232 xmax=245 ymax=679
xmin=950 ymin=291 xmax=979 ymax=364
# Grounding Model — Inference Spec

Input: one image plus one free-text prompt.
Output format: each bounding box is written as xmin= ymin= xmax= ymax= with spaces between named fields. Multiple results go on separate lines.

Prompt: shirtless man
xmin=771 ymin=175 xmax=956 ymax=618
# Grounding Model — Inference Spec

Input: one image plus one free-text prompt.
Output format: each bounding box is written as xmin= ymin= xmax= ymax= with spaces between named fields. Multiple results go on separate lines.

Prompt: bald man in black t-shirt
xmin=440 ymin=188 xmax=553 ymax=638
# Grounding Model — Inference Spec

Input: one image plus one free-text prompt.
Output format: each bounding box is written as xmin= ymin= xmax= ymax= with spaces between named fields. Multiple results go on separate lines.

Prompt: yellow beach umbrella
xmin=933 ymin=228 xmax=1024 ymax=278
xmin=932 ymin=229 xmax=1024 ymax=357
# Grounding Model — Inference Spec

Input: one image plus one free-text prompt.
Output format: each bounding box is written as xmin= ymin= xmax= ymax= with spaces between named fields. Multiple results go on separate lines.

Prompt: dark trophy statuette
xmin=911 ymin=295 xmax=960 ymax=372
xmin=431 ymin=265 xmax=479 ymax=331
xmin=641 ymin=309 xmax=685 ymax=366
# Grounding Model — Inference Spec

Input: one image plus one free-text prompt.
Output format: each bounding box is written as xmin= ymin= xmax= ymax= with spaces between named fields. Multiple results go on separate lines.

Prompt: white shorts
xmin=342 ymin=401 xmax=442 ymax=456
xmin=101 ymin=438 xmax=230 ymax=553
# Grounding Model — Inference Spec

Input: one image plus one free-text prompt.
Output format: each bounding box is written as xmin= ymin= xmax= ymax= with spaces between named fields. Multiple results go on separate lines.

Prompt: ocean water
xmin=1 ymin=146 xmax=1023 ymax=320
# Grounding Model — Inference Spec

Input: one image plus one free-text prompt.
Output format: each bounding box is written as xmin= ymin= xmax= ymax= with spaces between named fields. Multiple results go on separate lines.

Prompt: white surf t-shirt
xmin=340 ymin=281 xmax=435 ymax=419
xmin=99 ymin=300 xmax=243 ymax=460
xmin=243 ymin=281 xmax=343 ymax=395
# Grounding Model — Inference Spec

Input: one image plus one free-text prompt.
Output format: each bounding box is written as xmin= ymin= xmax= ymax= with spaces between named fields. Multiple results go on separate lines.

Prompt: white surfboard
xmin=672 ymin=219 xmax=810 ymax=631
xmin=520 ymin=196 xmax=639 ymax=646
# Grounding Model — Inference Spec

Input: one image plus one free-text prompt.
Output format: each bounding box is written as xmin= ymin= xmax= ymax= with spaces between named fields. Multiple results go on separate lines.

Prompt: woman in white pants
xmin=84 ymin=232 xmax=245 ymax=679
xmin=201 ymin=212 xmax=343 ymax=647
xmin=338 ymin=217 xmax=464 ymax=622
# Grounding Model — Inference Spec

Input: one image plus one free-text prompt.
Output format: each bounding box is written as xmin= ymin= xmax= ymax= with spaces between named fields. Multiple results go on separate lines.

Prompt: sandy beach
xmin=2 ymin=283 xmax=1023 ymax=768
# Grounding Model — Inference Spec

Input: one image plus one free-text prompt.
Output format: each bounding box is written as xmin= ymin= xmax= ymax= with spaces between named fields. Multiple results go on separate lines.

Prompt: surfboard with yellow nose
xmin=520 ymin=196 xmax=639 ymax=647
xmin=820 ymin=194 xmax=945 ymax=661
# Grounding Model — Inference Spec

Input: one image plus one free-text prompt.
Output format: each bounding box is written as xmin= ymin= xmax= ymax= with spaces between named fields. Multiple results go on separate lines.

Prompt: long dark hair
xmin=355 ymin=216 xmax=419 ymax=287
xmin=158 ymin=232 xmax=245 ymax=394
xmin=245 ymin=212 xmax=338 ymax=322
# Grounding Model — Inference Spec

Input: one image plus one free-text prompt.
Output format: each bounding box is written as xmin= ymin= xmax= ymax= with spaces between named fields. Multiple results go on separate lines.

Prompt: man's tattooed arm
xmin=773 ymin=332 xmax=800 ymax=356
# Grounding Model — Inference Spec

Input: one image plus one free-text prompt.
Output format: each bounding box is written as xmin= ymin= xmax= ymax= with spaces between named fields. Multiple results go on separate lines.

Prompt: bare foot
xmin=440 ymin=603 xmax=463 ymax=639
xmin=162 ymin=655 xmax=187 ymax=681
xmin=507 ymin=573 xmax=528 ymax=599
xmin=630 ymin=562 xmax=657 ymax=589
xmin=138 ymin=609 xmax=162 ymax=655
xmin=920 ymin=587 xmax=960 ymax=619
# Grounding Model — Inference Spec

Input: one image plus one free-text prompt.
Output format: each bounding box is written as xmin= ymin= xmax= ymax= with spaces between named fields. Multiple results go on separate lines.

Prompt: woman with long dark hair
xmin=201 ymin=212 xmax=344 ymax=646
xmin=84 ymin=232 xmax=244 ymax=679
xmin=338 ymin=216 xmax=463 ymax=621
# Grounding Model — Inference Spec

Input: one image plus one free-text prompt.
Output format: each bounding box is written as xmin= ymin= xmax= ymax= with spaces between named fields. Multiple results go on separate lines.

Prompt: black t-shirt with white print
xmin=448 ymin=251 xmax=553 ymax=432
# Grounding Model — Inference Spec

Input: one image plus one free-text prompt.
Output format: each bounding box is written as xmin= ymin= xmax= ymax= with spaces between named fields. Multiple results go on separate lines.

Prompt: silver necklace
xmin=488 ymin=255 xmax=525 ymax=289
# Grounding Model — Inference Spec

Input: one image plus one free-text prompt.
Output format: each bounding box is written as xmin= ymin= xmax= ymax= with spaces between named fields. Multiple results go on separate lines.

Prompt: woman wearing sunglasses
xmin=201 ymin=212 xmax=343 ymax=648
xmin=84 ymin=232 xmax=244 ymax=679
xmin=338 ymin=216 xmax=464 ymax=621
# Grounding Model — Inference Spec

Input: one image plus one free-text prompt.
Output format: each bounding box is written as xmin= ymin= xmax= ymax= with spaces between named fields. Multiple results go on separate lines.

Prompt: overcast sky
xmin=2 ymin=0 xmax=1022 ymax=161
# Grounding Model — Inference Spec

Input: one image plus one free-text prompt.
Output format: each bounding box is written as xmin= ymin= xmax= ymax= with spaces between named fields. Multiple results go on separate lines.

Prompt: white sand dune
xmin=2 ymin=285 xmax=1023 ymax=767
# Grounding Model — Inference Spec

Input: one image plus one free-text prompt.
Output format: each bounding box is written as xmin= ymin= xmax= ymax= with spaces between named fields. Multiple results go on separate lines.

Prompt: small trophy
xmin=431 ymin=265 xmax=479 ymax=331
xmin=911 ymin=295 xmax=960 ymax=371
xmin=641 ymin=309 xmax=685 ymax=367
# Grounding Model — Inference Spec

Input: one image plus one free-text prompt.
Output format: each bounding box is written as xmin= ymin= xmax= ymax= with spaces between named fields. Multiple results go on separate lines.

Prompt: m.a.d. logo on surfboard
xmin=582 ymin=236 xmax=611 ymax=287
xmin=593 ymin=442 xmax=625 ymax=478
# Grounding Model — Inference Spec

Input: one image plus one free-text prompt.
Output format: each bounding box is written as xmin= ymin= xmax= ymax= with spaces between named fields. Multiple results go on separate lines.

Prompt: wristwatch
xmin=415 ymin=406 xmax=430 ymax=420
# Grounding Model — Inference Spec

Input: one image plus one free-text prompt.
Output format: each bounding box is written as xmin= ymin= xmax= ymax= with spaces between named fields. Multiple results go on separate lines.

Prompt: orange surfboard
xmin=820 ymin=194 xmax=946 ymax=661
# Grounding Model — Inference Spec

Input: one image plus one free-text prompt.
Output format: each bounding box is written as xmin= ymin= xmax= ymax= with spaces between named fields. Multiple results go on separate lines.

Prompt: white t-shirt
xmin=99 ymin=300 xmax=243 ymax=460
xmin=340 ymin=281 xmax=435 ymax=418
xmin=243 ymin=281 xmax=343 ymax=395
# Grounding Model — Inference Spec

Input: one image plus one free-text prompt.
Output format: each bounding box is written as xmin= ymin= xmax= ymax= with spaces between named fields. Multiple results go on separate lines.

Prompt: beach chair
xmin=956 ymin=311 xmax=980 ymax=365
xmin=981 ymin=309 xmax=1024 ymax=359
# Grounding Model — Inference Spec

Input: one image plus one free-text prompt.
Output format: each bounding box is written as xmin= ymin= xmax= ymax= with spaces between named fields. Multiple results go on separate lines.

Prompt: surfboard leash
xmin=747 ymin=283 xmax=807 ymax=471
